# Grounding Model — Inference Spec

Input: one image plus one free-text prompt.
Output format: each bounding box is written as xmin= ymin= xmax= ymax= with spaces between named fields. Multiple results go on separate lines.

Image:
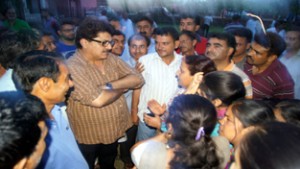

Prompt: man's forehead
xmin=62 ymin=24 xmax=74 ymax=28
xmin=137 ymin=20 xmax=151 ymax=26
xmin=252 ymin=42 xmax=269 ymax=51
xmin=131 ymin=39 xmax=147 ymax=44
xmin=112 ymin=35 xmax=124 ymax=39
xmin=286 ymin=31 xmax=300 ymax=37
xmin=208 ymin=38 xmax=227 ymax=44
xmin=156 ymin=34 xmax=173 ymax=41
xmin=180 ymin=18 xmax=195 ymax=23
xmin=95 ymin=32 xmax=112 ymax=38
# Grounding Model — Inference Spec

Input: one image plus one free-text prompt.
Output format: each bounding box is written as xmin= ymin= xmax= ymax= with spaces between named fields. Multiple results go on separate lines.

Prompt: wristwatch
xmin=105 ymin=83 xmax=113 ymax=90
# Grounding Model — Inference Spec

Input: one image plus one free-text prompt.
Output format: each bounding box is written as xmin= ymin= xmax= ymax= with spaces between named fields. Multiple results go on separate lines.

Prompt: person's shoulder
xmin=139 ymin=53 xmax=157 ymax=62
xmin=232 ymin=64 xmax=249 ymax=78
xmin=66 ymin=52 xmax=84 ymax=68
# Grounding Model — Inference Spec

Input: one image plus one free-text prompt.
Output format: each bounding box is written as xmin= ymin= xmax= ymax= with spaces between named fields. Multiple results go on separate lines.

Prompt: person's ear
xmin=13 ymin=158 xmax=27 ymax=169
xmin=37 ymin=77 xmax=52 ymax=92
xmin=174 ymin=40 xmax=180 ymax=49
xmin=80 ymin=39 xmax=90 ymax=49
xmin=246 ymin=43 xmax=251 ymax=50
xmin=195 ymin=25 xmax=200 ymax=31
xmin=192 ymin=39 xmax=197 ymax=47
xmin=267 ymin=54 xmax=277 ymax=63
xmin=212 ymin=98 xmax=223 ymax=108
xmin=165 ymin=123 xmax=173 ymax=140
xmin=227 ymin=47 xmax=234 ymax=58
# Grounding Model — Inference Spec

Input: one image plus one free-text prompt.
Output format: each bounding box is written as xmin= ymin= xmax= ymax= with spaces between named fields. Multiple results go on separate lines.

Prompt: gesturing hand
xmin=147 ymin=99 xmax=166 ymax=116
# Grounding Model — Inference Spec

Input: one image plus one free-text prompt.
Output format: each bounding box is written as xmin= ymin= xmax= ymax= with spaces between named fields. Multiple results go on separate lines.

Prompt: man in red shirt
xmin=244 ymin=32 xmax=294 ymax=99
xmin=177 ymin=14 xmax=207 ymax=55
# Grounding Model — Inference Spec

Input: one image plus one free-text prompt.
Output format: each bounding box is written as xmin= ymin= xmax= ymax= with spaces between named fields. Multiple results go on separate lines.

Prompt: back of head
xmin=166 ymin=94 xmax=220 ymax=169
xmin=12 ymin=51 xmax=62 ymax=93
xmin=275 ymin=99 xmax=300 ymax=127
xmin=200 ymin=71 xmax=246 ymax=106
xmin=154 ymin=27 xmax=179 ymax=41
xmin=254 ymin=32 xmax=286 ymax=56
xmin=232 ymin=14 xmax=241 ymax=22
xmin=238 ymin=121 xmax=300 ymax=169
xmin=0 ymin=91 xmax=47 ymax=169
xmin=231 ymin=99 xmax=275 ymax=128
xmin=184 ymin=54 xmax=216 ymax=76
xmin=75 ymin=17 xmax=114 ymax=49
xmin=0 ymin=29 xmax=40 ymax=69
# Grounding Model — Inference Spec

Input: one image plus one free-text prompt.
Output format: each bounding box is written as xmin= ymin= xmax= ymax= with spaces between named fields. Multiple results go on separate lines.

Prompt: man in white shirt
xmin=280 ymin=26 xmax=300 ymax=99
xmin=133 ymin=27 xmax=182 ymax=141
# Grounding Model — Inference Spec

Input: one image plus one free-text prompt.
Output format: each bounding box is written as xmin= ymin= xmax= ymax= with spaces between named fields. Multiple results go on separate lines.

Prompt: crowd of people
xmin=1 ymin=5 xmax=300 ymax=169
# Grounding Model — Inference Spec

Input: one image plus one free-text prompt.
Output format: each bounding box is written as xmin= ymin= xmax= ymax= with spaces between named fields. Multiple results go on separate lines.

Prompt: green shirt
xmin=3 ymin=18 xmax=31 ymax=31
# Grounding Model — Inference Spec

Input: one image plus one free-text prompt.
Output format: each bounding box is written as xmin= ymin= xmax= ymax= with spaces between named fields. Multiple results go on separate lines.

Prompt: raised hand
xmin=147 ymin=99 xmax=166 ymax=116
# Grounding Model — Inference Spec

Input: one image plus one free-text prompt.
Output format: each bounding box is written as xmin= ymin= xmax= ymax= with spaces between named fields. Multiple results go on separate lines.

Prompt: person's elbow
xmin=134 ymin=74 xmax=145 ymax=89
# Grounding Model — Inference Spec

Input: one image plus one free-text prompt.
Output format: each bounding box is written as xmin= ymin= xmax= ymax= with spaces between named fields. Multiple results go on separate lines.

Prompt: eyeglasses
xmin=89 ymin=39 xmax=115 ymax=47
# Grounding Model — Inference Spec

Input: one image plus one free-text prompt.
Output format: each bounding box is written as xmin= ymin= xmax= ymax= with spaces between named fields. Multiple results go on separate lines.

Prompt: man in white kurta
xmin=133 ymin=27 xmax=182 ymax=141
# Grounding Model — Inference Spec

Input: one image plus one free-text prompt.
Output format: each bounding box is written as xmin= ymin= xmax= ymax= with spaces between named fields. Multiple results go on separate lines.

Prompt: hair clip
xmin=195 ymin=127 xmax=205 ymax=141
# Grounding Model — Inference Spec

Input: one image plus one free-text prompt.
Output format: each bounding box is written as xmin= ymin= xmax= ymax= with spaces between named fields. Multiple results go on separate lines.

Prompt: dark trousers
xmin=78 ymin=141 xmax=118 ymax=169
xmin=119 ymin=125 xmax=138 ymax=165
xmin=202 ymin=24 xmax=210 ymax=37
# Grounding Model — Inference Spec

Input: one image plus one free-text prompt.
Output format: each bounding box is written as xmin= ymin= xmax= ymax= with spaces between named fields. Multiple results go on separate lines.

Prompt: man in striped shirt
xmin=67 ymin=18 xmax=144 ymax=169
xmin=245 ymin=32 xmax=294 ymax=99
xmin=133 ymin=27 xmax=182 ymax=141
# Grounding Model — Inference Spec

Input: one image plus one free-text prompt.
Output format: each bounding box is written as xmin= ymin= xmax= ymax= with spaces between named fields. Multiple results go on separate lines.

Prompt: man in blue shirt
xmin=13 ymin=51 xmax=89 ymax=169
xmin=56 ymin=20 xmax=76 ymax=59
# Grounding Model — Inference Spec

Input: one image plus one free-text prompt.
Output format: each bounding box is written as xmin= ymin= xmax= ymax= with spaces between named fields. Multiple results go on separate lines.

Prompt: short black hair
xmin=75 ymin=17 xmax=114 ymax=49
xmin=13 ymin=51 xmax=62 ymax=93
xmin=180 ymin=14 xmax=200 ymax=25
xmin=59 ymin=19 xmax=76 ymax=30
xmin=0 ymin=29 xmax=40 ymax=69
xmin=254 ymin=32 xmax=286 ymax=56
xmin=135 ymin=16 xmax=154 ymax=26
xmin=227 ymin=27 xmax=253 ymax=43
xmin=0 ymin=91 xmax=48 ymax=169
xmin=154 ymin=27 xmax=179 ymax=41
xmin=112 ymin=29 xmax=125 ymax=39
xmin=180 ymin=30 xmax=197 ymax=41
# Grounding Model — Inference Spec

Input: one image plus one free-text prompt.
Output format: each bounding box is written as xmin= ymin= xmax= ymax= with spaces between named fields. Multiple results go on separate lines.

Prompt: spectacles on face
xmin=89 ymin=39 xmax=115 ymax=47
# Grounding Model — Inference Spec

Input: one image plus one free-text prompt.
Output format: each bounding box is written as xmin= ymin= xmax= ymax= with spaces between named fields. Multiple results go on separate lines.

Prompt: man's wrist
xmin=105 ymin=83 xmax=113 ymax=90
